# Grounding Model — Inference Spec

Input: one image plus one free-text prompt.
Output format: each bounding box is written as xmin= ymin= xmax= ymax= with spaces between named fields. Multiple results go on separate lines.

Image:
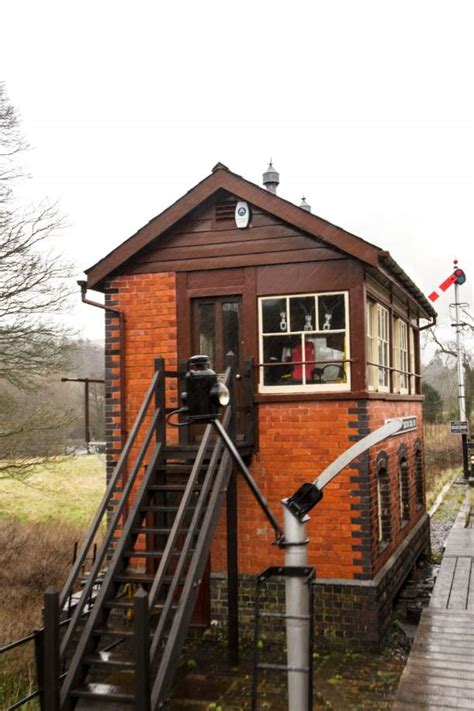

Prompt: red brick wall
xmin=367 ymin=401 xmax=424 ymax=576
xmin=211 ymin=401 xmax=365 ymax=579
xmin=211 ymin=399 xmax=425 ymax=582
xmin=104 ymin=272 xmax=178 ymax=481
xmin=103 ymin=273 xmax=427 ymax=584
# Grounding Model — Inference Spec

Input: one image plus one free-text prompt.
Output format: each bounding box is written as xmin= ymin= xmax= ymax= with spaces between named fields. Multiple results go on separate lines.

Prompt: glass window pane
xmin=289 ymin=296 xmax=316 ymax=332
xmin=197 ymin=302 xmax=215 ymax=369
xmin=308 ymin=334 xmax=346 ymax=383
xmin=262 ymin=335 xmax=300 ymax=385
xmin=262 ymin=298 xmax=287 ymax=333
xmin=318 ymin=294 xmax=345 ymax=330
xmin=222 ymin=301 xmax=240 ymax=364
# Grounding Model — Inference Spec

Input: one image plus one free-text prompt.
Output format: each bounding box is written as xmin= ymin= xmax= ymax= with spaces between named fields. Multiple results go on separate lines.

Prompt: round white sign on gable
xmin=235 ymin=201 xmax=250 ymax=229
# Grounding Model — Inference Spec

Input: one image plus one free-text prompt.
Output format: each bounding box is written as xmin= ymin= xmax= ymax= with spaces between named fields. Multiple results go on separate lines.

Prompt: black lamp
xmin=181 ymin=355 xmax=230 ymax=421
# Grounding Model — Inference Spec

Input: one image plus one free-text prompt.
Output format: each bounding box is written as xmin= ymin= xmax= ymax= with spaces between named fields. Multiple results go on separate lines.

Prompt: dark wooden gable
xmin=84 ymin=164 xmax=436 ymax=319
xmin=122 ymin=190 xmax=347 ymax=276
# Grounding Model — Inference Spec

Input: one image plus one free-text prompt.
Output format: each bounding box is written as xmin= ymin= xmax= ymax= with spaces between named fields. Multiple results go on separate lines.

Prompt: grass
xmin=0 ymin=454 xmax=105 ymax=525
xmin=0 ymin=455 xmax=105 ymax=709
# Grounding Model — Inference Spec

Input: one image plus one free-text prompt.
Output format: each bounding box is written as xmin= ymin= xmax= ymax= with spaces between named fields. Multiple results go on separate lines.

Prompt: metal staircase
xmin=41 ymin=358 xmax=238 ymax=710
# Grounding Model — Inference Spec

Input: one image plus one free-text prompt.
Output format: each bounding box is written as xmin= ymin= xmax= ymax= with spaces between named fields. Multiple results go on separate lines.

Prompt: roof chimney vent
xmin=299 ymin=196 xmax=311 ymax=213
xmin=263 ymin=160 xmax=279 ymax=194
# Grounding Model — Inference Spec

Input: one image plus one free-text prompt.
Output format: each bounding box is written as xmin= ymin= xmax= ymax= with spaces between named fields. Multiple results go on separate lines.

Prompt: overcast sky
xmin=1 ymin=0 xmax=473 ymax=355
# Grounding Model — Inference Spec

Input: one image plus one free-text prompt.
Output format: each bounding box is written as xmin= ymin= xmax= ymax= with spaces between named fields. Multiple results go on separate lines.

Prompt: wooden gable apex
xmin=84 ymin=164 xmax=436 ymax=319
xmin=85 ymin=164 xmax=381 ymax=291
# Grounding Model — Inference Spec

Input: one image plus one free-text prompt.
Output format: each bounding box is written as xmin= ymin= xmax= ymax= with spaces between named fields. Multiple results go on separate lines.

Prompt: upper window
xmin=393 ymin=318 xmax=409 ymax=394
xmin=367 ymin=302 xmax=389 ymax=391
xmin=258 ymin=292 xmax=350 ymax=392
xmin=366 ymin=299 xmax=419 ymax=394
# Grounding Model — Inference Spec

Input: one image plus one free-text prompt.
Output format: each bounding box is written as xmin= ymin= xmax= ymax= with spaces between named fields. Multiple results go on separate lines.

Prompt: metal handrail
xmin=59 ymin=366 xmax=164 ymax=655
xmin=59 ymin=366 xmax=162 ymax=609
xmin=149 ymin=388 xmax=232 ymax=662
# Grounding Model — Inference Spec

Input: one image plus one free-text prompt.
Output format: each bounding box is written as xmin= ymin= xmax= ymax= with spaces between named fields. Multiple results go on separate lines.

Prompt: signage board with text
xmin=450 ymin=420 xmax=469 ymax=435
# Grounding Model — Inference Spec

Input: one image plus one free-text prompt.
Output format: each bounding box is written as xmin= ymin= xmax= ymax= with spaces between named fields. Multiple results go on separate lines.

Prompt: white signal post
xmin=429 ymin=260 xmax=470 ymax=479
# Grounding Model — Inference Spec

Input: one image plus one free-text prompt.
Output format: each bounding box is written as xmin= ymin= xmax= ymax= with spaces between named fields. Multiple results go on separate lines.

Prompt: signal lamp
xmin=181 ymin=355 xmax=230 ymax=421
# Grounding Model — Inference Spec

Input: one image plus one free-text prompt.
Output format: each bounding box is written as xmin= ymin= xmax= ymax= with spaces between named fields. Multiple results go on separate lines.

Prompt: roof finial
xmin=299 ymin=195 xmax=312 ymax=213
xmin=263 ymin=160 xmax=279 ymax=194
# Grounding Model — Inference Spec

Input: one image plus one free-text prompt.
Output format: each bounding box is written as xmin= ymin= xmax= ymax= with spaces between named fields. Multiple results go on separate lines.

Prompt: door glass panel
xmin=197 ymin=302 xmax=216 ymax=369
xmin=222 ymin=301 xmax=240 ymax=364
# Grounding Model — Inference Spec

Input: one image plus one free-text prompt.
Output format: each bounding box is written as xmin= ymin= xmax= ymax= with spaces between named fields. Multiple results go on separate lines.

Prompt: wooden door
xmin=191 ymin=296 xmax=245 ymax=439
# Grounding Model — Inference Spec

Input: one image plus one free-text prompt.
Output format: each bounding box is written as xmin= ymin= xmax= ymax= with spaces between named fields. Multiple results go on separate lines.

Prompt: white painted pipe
xmin=283 ymin=504 xmax=310 ymax=711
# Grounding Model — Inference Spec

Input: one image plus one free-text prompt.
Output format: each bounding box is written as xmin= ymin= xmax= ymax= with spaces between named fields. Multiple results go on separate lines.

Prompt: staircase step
xmin=141 ymin=505 xmax=196 ymax=513
xmin=71 ymin=682 xmax=133 ymax=703
xmin=92 ymin=626 xmax=155 ymax=639
xmin=148 ymin=483 xmax=202 ymax=492
xmin=123 ymin=548 xmax=194 ymax=558
xmin=103 ymin=599 xmax=177 ymax=611
xmin=114 ymin=572 xmax=186 ymax=585
xmin=155 ymin=463 xmax=205 ymax=473
xmin=132 ymin=526 xmax=196 ymax=535
xmin=83 ymin=652 xmax=135 ymax=669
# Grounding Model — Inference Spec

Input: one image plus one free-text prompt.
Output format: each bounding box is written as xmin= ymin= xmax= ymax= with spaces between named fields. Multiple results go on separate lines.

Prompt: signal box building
xmin=84 ymin=163 xmax=436 ymax=648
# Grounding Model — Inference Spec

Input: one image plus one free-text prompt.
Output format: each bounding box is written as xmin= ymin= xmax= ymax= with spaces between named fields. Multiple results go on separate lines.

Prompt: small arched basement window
xmin=399 ymin=444 xmax=410 ymax=525
xmin=376 ymin=452 xmax=391 ymax=547
xmin=415 ymin=442 xmax=424 ymax=509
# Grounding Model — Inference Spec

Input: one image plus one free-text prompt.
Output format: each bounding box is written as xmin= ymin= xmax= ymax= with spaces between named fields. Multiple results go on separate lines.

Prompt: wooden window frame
xmin=257 ymin=291 xmax=351 ymax=394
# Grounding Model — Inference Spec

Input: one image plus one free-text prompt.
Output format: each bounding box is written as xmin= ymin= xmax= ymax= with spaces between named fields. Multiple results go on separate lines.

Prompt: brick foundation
xmin=210 ymin=513 xmax=430 ymax=650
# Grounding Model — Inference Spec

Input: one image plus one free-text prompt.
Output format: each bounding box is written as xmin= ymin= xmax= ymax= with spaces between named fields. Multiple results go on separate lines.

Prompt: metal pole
xmin=43 ymin=587 xmax=60 ymax=711
xmin=283 ymin=506 xmax=310 ymax=711
xmin=212 ymin=418 xmax=284 ymax=542
xmin=134 ymin=588 xmax=151 ymax=711
xmin=84 ymin=378 xmax=91 ymax=453
xmin=454 ymin=281 xmax=467 ymax=423
xmin=454 ymin=281 xmax=470 ymax=479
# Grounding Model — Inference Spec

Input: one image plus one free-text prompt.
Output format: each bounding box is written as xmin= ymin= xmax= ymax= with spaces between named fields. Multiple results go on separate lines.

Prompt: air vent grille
xmin=215 ymin=197 xmax=237 ymax=222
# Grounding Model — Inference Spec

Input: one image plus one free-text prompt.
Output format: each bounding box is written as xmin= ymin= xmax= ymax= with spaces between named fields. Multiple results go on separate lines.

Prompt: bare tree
xmin=0 ymin=81 xmax=73 ymax=477
xmin=423 ymin=326 xmax=473 ymax=421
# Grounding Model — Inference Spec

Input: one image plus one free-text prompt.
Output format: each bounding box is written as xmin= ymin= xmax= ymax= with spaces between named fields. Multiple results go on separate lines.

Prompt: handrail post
xmin=34 ymin=628 xmax=45 ymax=711
xmin=178 ymin=358 xmax=189 ymax=446
xmin=43 ymin=587 xmax=60 ymax=711
xmin=134 ymin=588 xmax=151 ymax=711
xmin=244 ymin=357 xmax=255 ymax=448
xmin=225 ymin=352 xmax=239 ymax=666
xmin=155 ymin=356 xmax=166 ymax=447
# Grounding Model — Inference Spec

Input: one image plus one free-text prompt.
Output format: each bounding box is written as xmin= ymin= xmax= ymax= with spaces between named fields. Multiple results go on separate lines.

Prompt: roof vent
xmin=262 ymin=160 xmax=279 ymax=194
xmin=299 ymin=196 xmax=311 ymax=213
xmin=215 ymin=195 xmax=237 ymax=221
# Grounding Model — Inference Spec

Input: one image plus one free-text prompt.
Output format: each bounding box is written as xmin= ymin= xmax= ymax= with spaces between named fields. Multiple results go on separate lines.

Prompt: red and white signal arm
xmin=428 ymin=264 xmax=466 ymax=302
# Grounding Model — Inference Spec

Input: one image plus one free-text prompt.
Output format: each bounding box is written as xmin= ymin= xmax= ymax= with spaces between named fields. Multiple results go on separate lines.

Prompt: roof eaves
xmin=378 ymin=252 xmax=437 ymax=319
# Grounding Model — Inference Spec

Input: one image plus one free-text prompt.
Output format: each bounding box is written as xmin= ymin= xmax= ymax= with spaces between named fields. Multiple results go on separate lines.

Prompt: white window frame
xmin=398 ymin=319 xmax=409 ymax=394
xmin=258 ymin=291 xmax=351 ymax=394
xmin=376 ymin=304 xmax=390 ymax=392
xmin=409 ymin=326 xmax=416 ymax=394
xmin=367 ymin=301 xmax=377 ymax=390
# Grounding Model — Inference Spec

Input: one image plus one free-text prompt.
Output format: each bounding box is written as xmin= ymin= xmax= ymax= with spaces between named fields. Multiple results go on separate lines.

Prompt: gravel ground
xmin=429 ymin=480 xmax=467 ymax=558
